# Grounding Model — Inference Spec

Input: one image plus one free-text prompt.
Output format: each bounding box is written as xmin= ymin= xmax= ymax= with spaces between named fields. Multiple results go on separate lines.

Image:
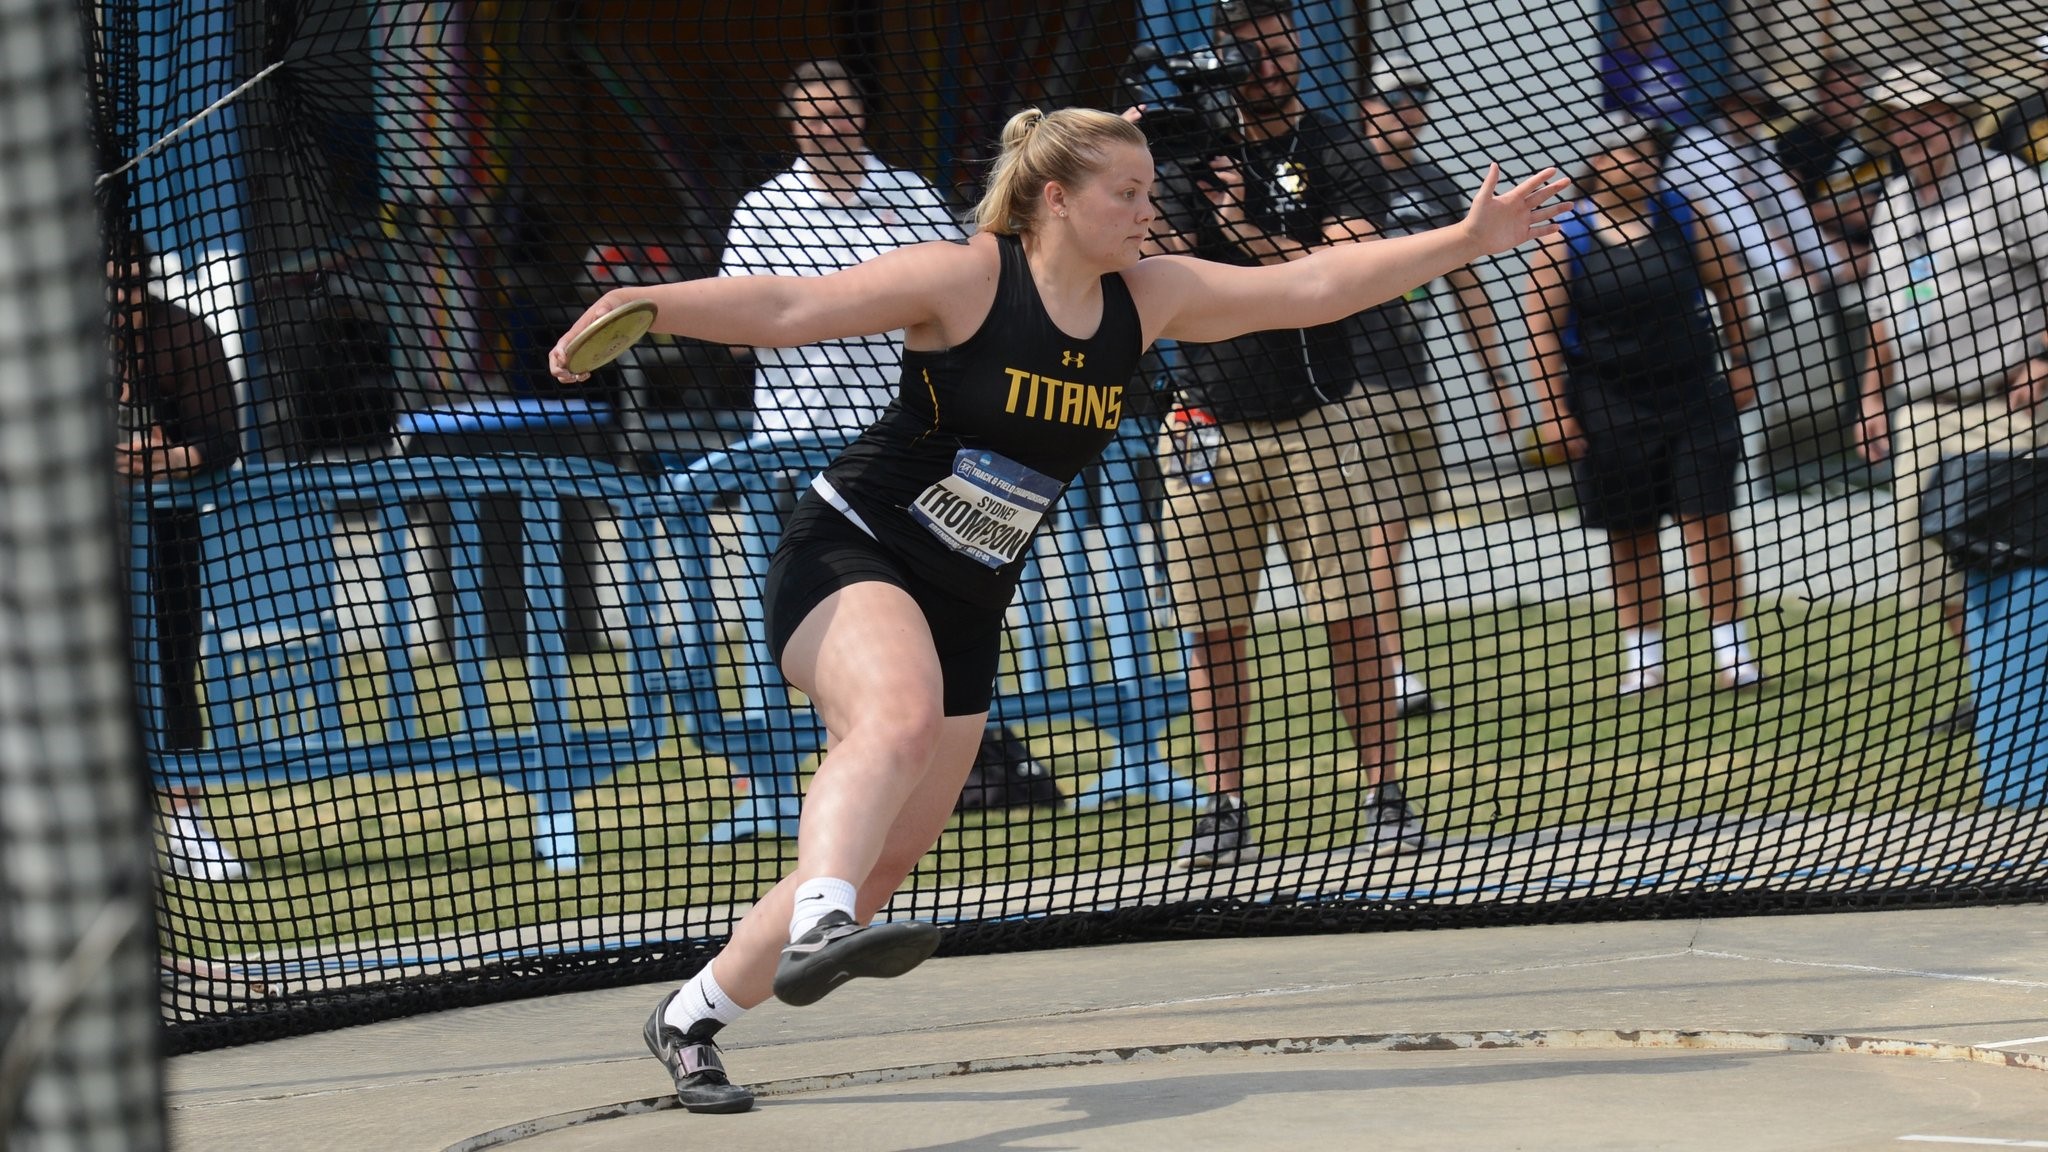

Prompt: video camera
xmin=1118 ymin=43 xmax=1253 ymax=165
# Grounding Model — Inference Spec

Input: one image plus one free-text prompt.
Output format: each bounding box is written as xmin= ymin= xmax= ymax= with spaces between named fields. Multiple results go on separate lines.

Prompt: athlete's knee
xmin=841 ymin=699 xmax=946 ymax=766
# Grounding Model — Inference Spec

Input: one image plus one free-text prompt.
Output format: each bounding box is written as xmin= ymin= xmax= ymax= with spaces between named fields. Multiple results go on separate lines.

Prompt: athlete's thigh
xmin=780 ymin=579 xmax=946 ymax=738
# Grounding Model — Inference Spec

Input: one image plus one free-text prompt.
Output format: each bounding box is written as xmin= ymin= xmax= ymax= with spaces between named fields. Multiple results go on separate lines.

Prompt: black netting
xmin=86 ymin=0 xmax=2048 ymax=1056
xmin=1 ymin=0 xmax=168 ymax=1145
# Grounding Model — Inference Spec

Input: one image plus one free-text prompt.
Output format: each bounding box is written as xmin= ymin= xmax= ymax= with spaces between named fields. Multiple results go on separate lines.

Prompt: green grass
xmin=163 ymin=597 xmax=1978 ymax=956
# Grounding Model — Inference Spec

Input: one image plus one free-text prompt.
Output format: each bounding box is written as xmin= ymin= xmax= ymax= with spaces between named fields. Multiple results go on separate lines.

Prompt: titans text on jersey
xmin=1001 ymin=366 xmax=1124 ymax=431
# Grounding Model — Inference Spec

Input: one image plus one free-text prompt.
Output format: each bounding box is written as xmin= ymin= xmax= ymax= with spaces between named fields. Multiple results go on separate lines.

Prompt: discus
xmin=561 ymin=298 xmax=657 ymax=375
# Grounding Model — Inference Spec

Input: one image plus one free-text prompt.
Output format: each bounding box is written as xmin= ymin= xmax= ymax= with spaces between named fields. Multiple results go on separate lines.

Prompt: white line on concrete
xmin=1976 ymin=1036 xmax=2048 ymax=1050
xmin=954 ymin=950 xmax=1701 ymax=1024
xmin=1691 ymin=951 xmax=2048 ymax=990
xmin=1892 ymin=1131 xmax=2048 ymax=1139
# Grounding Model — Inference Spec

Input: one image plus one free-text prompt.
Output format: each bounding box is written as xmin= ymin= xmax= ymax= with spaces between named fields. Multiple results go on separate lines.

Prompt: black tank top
xmin=818 ymin=233 xmax=1145 ymax=608
xmin=1562 ymin=191 xmax=1718 ymax=390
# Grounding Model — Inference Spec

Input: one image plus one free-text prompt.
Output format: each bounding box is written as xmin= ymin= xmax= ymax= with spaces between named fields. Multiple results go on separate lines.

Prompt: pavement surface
xmin=169 ymin=902 xmax=2048 ymax=1151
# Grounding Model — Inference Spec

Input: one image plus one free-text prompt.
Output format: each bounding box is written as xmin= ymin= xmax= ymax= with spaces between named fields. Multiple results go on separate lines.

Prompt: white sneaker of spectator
xmin=1617 ymin=628 xmax=1666 ymax=697
xmin=164 ymin=811 xmax=247 ymax=881
xmin=1711 ymin=622 xmax=1762 ymax=692
xmin=1395 ymin=669 xmax=1436 ymax=718
xmin=1715 ymin=655 xmax=1764 ymax=692
xmin=1617 ymin=664 xmax=1667 ymax=696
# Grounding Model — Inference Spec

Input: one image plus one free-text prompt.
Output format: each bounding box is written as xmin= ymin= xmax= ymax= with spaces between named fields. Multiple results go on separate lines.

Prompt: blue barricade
xmin=132 ymin=436 xmax=1192 ymax=869
xmin=1965 ymin=567 xmax=2048 ymax=809
xmin=132 ymin=457 xmax=676 ymax=871
xmin=662 ymin=429 xmax=1195 ymax=841
xmin=396 ymin=396 xmax=613 ymax=437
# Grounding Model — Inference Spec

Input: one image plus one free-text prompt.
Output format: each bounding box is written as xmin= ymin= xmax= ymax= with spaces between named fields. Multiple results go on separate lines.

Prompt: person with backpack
xmin=1523 ymin=118 xmax=1763 ymax=695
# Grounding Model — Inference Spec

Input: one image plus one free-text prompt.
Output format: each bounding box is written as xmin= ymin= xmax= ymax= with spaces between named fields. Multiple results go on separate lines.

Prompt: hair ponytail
xmin=974 ymin=107 xmax=1147 ymax=235
xmin=1004 ymin=108 xmax=1046 ymax=148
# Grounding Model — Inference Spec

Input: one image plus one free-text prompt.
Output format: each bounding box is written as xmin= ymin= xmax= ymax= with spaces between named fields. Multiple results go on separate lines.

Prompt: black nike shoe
xmin=1179 ymin=795 xmax=1260 ymax=868
xmin=642 ymin=991 xmax=755 ymax=1114
xmin=772 ymin=911 xmax=942 ymax=1007
xmin=1358 ymin=782 xmax=1432 ymax=855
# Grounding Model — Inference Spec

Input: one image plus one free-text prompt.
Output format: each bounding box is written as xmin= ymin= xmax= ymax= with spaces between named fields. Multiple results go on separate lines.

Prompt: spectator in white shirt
xmin=713 ymin=62 xmax=1047 ymax=820
xmin=1670 ymin=74 xmax=1848 ymax=300
xmin=1669 ymin=73 xmax=1864 ymax=487
xmin=1855 ymin=65 xmax=2048 ymax=737
xmin=717 ymin=59 xmax=963 ymax=442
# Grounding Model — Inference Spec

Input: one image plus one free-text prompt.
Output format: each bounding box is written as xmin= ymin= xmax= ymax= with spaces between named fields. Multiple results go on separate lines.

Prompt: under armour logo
xmin=1062 ymin=350 xmax=1085 ymax=368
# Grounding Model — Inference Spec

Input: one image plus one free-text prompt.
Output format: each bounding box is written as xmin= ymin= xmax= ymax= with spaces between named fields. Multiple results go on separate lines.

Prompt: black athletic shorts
xmin=1566 ymin=370 xmax=1742 ymax=533
xmin=763 ymin=493 xmax=1008 ymax=717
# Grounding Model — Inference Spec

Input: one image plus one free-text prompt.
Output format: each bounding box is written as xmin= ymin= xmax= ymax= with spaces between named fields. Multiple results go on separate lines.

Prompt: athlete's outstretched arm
xmin=1131 ymin=165 xmax=1569 ymax=346
xmin=549 ymin=240 xmax=978 ymax=383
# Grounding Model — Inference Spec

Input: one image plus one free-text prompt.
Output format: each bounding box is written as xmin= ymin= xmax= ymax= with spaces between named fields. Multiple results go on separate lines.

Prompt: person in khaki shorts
xmin=1149 ymin=0 xmax=1428 ymax=868
xmin=1854 ymin=65 xmax=2048 ymax=736
xmin=1158 ymin=397 xmax=1423 ymax=864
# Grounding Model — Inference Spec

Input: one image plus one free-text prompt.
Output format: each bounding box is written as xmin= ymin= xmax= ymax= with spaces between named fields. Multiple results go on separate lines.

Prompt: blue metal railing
xmin=131 ymin=436 xmax=1192 ymax=871
xmin=132 ymin=457 xmax=677 ymax=871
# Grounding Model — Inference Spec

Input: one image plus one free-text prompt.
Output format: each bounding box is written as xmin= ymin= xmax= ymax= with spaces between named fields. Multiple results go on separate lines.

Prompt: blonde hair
xmin=974 ymin=107 xmax=1148 ymax=235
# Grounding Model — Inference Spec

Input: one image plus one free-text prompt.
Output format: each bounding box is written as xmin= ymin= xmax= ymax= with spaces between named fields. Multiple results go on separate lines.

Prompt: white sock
xmin=665 ymin=963 xmax=749 ymax=1035
xmin=1711 ymin=620 xmax=1754 ymax=666
xmin=1392 ymin=659 xmax=1421 ymax=695
xmin=788 ymin=876 xmax=859 ymax=942
xmin=1622 ymin=627 xmax=1664 ymax=671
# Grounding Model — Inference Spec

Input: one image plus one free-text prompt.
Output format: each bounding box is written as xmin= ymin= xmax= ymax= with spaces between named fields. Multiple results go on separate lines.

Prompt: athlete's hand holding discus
xmin=558 ymin=108 xmax=1570 ymax=1121
xmin=549 ymin=296 xmax=658 ymax=384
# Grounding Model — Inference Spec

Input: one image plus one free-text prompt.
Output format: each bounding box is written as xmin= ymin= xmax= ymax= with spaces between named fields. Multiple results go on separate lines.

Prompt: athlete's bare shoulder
xmin=1119 ymin=253 xmax=1210 ymax=345
xmin=893 ymin=231 xmax=1001 ymax=349
xmin=865 ymin=231 xmax=993 ymax=289
xmin=1122 ymin=251 xmax=1199 ymax=284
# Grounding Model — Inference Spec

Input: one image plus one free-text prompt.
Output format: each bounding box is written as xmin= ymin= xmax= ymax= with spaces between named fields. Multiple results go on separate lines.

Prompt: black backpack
xmin=1921 ymin=452 xmax=2048 ymax=572
xmin=956 ymin=726 xmax=1066 ymax=812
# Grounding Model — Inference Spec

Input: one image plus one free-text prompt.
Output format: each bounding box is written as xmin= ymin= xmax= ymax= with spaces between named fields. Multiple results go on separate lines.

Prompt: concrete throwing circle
xmin=451 ymin=1030 xmax=2048 ymax=1151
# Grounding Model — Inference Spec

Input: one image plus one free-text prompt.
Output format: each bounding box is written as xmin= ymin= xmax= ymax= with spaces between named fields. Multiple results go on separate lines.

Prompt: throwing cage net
xmin=1 ymin=0 xmax=167 ymax=1144
xmin=83 ymin=0 xmax=2048 ymax=1054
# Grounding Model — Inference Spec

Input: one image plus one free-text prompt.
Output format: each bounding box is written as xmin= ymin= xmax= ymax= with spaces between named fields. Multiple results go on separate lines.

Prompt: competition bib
xmin=909 ymin=449 xmax=1062 ymax=569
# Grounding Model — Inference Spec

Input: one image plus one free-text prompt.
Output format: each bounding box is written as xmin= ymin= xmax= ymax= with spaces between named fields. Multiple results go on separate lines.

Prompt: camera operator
xmin=1148 ymin=0 xmax=1427 ymax=868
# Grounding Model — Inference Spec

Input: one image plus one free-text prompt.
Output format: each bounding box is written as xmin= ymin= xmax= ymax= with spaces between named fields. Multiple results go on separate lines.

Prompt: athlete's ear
xmin=1042 ymin=180 xmax=1071 ymax=222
